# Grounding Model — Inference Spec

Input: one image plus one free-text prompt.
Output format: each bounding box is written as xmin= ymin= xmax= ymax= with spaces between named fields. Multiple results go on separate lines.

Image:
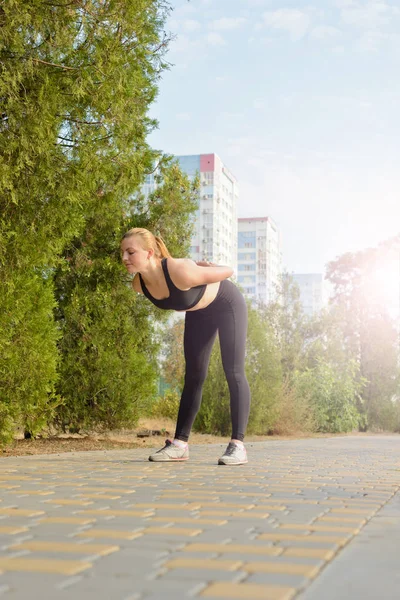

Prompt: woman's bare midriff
xmin=185 ymin=281 xmax=220 ymax=312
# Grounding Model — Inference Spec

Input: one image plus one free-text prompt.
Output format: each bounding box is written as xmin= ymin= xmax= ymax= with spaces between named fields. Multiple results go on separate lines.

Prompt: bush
xmin=0 ymin=272 xmax=61 ymax=444
xmin=53 ymin=263 xmax=158 ymax=432
xmin=293 ymin=359 xmax=362 ymax=433
xmin=271 ymin=380 xmax=316 ymax=436
xmin=150 ymin=389 xmax=180 ymax=421
xmin=194 ymin=299 xmax=282 ymax=436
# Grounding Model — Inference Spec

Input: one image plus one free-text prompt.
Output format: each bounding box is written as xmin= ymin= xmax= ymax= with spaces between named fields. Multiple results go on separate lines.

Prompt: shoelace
xmin=156 ymin=439 xmax=172 ymax=452
xmin=224 ymin=444 xmax=237 ymax=456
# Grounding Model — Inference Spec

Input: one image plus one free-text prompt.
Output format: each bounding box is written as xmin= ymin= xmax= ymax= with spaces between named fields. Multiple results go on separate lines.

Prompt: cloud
xmin=205 ymin=32 xmax=226 ymax=46
xmin=356 ymin=29 xmax=400 ymax=52
xmin=176 ymin=113 xmax=191 ymax=121
xmin=262 ymin=9 xmax=311 ymax=40
xmin=208 ymin=17 xmax=247 ymax=31
xmin=253 ymin=99 xmax=265 ymax=110
xmin=181 ymin=19 xmax=201 ymax=33
xmin=169 ymin=34 xmax=199 ymax=56
xmin=310 ymin=25 xmax=342 ymax=40
xmin=337 ymin=0 xmax=399 ymax=29
xmin=173 ymin=2 xmax=198 ymax=16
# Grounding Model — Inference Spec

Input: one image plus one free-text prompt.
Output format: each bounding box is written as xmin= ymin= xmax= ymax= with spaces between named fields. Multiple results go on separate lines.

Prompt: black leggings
xmin=175 ymin=279 xmax=251 ymax=442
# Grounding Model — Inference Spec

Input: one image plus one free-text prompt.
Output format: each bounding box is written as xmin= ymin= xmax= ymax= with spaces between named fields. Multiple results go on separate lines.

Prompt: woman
xmin=121 ymin=227 xmax=250 ymax=465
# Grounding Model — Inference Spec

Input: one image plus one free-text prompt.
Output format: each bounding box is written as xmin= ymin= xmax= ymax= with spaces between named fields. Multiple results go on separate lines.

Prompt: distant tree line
xmin=159 ymin=236 xmax=400 ymax=436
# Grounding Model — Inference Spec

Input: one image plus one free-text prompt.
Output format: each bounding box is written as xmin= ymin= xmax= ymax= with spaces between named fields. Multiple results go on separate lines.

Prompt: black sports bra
xmin=138 ymin=258 xmax=207 ymax=311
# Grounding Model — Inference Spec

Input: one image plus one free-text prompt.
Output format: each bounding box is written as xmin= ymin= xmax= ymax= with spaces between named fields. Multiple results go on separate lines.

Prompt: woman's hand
xmin=196 ymin=260 xmax=218 ymax=267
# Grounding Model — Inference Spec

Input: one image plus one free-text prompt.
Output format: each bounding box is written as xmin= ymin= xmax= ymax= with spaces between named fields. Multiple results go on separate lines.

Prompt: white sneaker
xmin=218 ymin=442 xmax=248 ymax=465
xmin=149 ymin=439 xmax=189 ymax=462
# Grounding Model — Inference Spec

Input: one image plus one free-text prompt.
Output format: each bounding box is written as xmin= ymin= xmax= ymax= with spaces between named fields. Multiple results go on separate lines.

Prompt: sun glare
xmin=369 ymin=258 xmax=400 ymax=318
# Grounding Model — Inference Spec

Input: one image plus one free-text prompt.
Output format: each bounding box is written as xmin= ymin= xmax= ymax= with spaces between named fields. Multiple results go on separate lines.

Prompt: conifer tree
xmin=0 ymin=1 xmax=197 ymax=441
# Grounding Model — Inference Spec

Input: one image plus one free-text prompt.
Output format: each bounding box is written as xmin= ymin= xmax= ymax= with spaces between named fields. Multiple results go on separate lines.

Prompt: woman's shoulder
xmin=166 ymin=257 xmax=197 ymax=278
xmin=166 ymin=257 xmax=194 ymax=269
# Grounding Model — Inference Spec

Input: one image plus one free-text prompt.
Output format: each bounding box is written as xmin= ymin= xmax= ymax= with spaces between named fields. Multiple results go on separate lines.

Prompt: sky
xmin=149 ymin=0 xmax=400 ymax=275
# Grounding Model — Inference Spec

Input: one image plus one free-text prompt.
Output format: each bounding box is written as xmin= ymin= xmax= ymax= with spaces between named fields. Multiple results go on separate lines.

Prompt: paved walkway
xmin=0 ymin=435 xmax=399 ymax=599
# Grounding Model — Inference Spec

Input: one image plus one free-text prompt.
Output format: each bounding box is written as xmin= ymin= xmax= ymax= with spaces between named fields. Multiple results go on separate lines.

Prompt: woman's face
xmin=121 ymin=235 xmax=151 ymax=273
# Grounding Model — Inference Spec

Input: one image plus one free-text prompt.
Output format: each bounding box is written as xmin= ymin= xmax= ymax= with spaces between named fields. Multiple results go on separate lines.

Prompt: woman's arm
xmin=170 ymin=258 xmax=233 ymax=288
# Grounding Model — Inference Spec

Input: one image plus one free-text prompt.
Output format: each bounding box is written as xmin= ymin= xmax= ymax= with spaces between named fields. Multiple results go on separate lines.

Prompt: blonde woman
xmin=121 ymin=227 xmax=250 ymax=465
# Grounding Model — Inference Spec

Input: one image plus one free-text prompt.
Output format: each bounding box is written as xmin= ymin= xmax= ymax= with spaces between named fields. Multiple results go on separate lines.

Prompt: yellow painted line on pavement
xmin=283 ymin=547 xmax=335 ymax=560
xmin=130 ymin=503 xmax=201 ymax=510
xmin=141 ymin=526 xmax=202 ymax=537
xmin=182 ymin=544 xmax=283 ymax=556
xmin=77 ymin=494 xmax=122 ymax=500
xmin=38 ymin=517 xmax=97 ymax=525
xmin=74 ymin=487 xmax=136 ymax=494
xmin=8 ymin=490 xmax=55 ymax=496
xmin=279 ymin=524 xmax=358 ymax=534
xmin=316 ymin=516 xmax=367 ymax=525
xmin=44 ymin=499 xmax=94 ymax=506
xmin=243 ymin=561 xmax=321 ymax=577
xmin=201 ymin=581 xmax=296 ymax=599
xmin=0 ymin=557 xmax=91 ymax=575
xmin=78 ymin=509 xmax=154 ymax=517
xmin=10 ymin=540 xmax=119 ymax=556
xmin=164 ymin=558 xmax=242 ymax=571
xmin=149 ymin=516 xmax=227 ymax=525
xmin=0 ymin=526 xmax=29 ymax=535
xmin=257 ymin=533 xmax=348 ymax=546
xmin=198 ymin=511 xmax=270 ymax=519
xmin=0 ymin=508 xmax=45 ymax=517
xmin=76 ymin=529 xmax=143 ymax=540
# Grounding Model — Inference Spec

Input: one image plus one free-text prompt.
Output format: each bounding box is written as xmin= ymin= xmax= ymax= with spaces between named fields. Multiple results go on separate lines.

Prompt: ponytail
xmin=154 ymin=235 xmax=171 ymax=259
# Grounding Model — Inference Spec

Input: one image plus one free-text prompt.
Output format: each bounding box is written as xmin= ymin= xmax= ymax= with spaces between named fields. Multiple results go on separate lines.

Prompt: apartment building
xmin=237 ymin=216 xmax=282 ymax=305
xmin=142 ymin=153 xmax=238 ymax=272
xmin=292 ymin=273 xmax=326 ymax=316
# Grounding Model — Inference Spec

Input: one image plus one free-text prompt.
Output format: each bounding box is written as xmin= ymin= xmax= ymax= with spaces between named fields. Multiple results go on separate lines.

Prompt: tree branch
xmin=31 ymin=58 xmax=76 ymax=71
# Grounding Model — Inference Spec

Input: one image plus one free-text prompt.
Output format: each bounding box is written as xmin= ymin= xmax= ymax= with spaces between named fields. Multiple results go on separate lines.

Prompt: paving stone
xmin=0 ymin=437 xmax=399 ymax=599
xmin=200 ymin=581 xmax=296 ymax=599
xmin=297 ymin=492 xmax=400 ymax=600
xmin=245 ymin=571 xmax=310 ymax=588
xmin=157 ymin=568 xmax=242 ymax=583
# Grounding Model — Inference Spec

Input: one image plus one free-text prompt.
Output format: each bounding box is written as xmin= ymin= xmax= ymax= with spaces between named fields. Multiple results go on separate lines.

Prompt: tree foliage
xmin=193 ymin=298 xmax=282 ymax=436
xmin=326 ymin=236 xmax=400 ymax=429
xmin=293 ymin=359 xmax=363 ymax=433
xmin=53 ymin=162 xmax=198 ymax=432
xmin=0 ymin=0 xmax=200 ymax=442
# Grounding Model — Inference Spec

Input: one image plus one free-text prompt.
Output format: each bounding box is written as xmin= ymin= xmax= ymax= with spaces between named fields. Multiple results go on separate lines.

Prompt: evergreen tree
xmin=54 ymin=161 xmax=198 ymax=432
xmin=0 ymin=0 xmax=189 ymax=442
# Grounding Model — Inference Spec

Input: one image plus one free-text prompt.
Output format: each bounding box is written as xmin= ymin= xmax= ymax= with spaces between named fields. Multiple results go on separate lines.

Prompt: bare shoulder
xmin=167 ymin=257 xmax=195 ymax=271
xmin=132 ymin=273 xmax=143 ymax=294
xmin=167 ymin=256 xmax=233 ymax=288
xmin=166 ymin=257 xmax=195 ymax=289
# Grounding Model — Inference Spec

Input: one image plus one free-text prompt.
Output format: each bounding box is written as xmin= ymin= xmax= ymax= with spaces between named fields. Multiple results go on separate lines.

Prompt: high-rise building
xmin=142 ymin=153 xmax=238 ymax=272
xmin=177 ymin=154 xmax=238 ymax=272
xmin=292 ymin=273 xmax=326 ymax=316
xmin=237 ymin=217 xmax=282 ymax=306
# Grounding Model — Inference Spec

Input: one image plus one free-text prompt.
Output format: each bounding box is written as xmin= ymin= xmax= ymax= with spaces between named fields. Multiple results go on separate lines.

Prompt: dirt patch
xmin=0 ymin=417 xmax=373 ymax=457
